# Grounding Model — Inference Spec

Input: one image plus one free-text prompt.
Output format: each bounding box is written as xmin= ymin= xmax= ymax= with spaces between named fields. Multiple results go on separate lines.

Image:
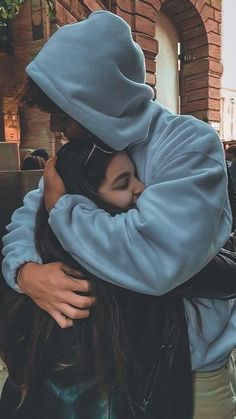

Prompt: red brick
xmin=146 ymin=72 xmax=156 ymax=86
xmin=59 ymin=0 xmax=86 ymax=19
xmin=183 ymin=34 xmax=208 ymax=50
xmin=178 ymin=15 xmax=203 ymax=32
xmin=210 ymin=0 xmax=221 ymax=11
xmin=135 ymin=1 xmax=158 ymax=22
xmin=209 ymin=87 xmax=220 ymax=99
xmin=208 ymin=44 xmax=221 ymax=60
xmin=209 ymin=59 xmax=223 ymax=74
xmin=209 ymin=98 xmax=220 ymax=110
xmin=115 ymin=9 xmax=134 ymax=29
xmin=115 ymin=0 xmax=134 ymax=14
xmin=183 ymin=59 xmax=209 ymax=77
xmin=201 ymin=4 xmax=214 ymax=22
xmin=141 ymin=0 xmax=162 ymax=13
xmin=144 ymin=50 xmax=158 ymax=62
xmin=205 ymin=18 xmax=219 ymax=33
xmin=181 ymin=25 xmax=206 ymax=42
xmin=183 ymin=76 xmax=209 ymax=92
xmin=208 ymin=76 xmax=221 ymax=88
xmin=182 ymin=98 xmax=208 ymax=112
xmin=162 ymin=0 xmax=193 ymax=16
xmin=134 ymin=15 xmax=156 ymax=37
xmin=188 ymin=110 xmax=208 ymax=121
xmin=173 ymin=7 xmax=198 ymax=24
xmin=185 ymin=87 xmax=209 ymax=102
xmin=208 ymin=109 xmax=220 ymax=121
xmin=133 ymin=33 xmax=158 ymax=54
xmin=83 ymin=0 xmax=106 ymax=12
xmin=195 ymin=0 xmax=207 ymax=13
xmin=145 ymin=57 xmax=156 ymax=73
xmin=207 ymin=32 xmax=221 ymax=46
xmin=0 ymin=55 xmax=15 ymax=95
xmin=183 ymin=45 xmax=208 ymax=61
xmin=214 ymin=9 xmax=221 ymax=22
xmin=56 ymin=2 xmax=77 ymax=24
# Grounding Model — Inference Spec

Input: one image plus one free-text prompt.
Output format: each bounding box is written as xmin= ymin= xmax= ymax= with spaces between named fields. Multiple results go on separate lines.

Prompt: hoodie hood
xmin=27 ymin=11 xmax=162 ymax=150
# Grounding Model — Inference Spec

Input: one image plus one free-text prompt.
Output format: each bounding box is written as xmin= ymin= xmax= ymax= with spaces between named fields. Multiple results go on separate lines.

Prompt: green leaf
xmin=1 ymin=9 xmax=8 ymax=20
xmin=0 ymin=0 xmax=26 ymax=21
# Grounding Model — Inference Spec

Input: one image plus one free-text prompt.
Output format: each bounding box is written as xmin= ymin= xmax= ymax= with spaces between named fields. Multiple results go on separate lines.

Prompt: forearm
xmin=2 ymin=180 xmax=43 ymax=291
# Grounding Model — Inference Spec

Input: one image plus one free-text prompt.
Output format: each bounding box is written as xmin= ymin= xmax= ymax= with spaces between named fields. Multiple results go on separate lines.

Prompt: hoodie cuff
xmin=51 ymin=194 xmax=98 ymax=212
xmin=6 ymin=254 xmax=42 ymax=293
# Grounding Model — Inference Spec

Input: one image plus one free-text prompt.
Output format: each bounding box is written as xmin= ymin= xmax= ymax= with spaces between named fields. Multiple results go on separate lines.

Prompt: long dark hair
xmin=0 ymin=140 xmax=137 ymax=404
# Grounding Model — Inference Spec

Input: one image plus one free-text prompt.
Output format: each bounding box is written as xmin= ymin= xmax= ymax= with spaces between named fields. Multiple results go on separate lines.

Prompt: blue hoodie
xmin=2 ymin=11 xmax=235 ymax=371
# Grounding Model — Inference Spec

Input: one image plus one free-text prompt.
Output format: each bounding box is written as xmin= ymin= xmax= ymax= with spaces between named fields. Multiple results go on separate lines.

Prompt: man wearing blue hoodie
xmin=1 ymin=11 xmax=236 ymax=418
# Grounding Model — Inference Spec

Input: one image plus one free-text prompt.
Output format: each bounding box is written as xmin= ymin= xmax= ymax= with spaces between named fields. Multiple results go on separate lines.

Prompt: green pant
xmin=193 ymin=355 xmax=236 ymax=419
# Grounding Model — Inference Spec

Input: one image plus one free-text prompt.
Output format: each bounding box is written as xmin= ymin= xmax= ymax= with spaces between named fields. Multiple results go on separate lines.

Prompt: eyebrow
xmin=111 ymin=172 xmax=130 ymax=186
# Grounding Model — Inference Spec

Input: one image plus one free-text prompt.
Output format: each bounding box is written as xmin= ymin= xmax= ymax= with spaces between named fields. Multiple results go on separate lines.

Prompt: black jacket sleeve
xmin=174 ymin=249 xmax=236 ymax=299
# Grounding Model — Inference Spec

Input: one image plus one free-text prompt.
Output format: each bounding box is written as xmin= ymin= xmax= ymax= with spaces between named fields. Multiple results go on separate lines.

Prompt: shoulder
xmin=153 ymin=113 xmax=223 ymax=163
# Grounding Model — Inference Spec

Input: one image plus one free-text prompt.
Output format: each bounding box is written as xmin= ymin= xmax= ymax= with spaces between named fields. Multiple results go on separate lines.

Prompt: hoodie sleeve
xmin=1 ymin=179 xmax=43 ymax=291
xmin=48 ymin=147 xmax=232 ymax=295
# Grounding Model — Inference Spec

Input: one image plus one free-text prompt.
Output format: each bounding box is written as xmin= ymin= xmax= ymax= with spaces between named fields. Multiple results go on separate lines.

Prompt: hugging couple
xmin=1 ymin=11 xmax=236 ymax=419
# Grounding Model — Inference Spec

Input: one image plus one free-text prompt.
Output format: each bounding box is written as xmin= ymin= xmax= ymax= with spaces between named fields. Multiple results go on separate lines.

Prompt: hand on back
xmin=18 ymin=262 xmax=95 ymax=328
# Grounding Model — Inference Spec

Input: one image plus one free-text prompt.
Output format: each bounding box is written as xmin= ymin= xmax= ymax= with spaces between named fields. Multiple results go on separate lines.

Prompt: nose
xmin=133 ymin=179 xmax=145 ymax=202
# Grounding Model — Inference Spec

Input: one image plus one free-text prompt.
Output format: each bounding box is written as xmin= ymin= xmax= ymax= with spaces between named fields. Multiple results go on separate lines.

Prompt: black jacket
xmin=1 ymin=249 xmax=236 ymax=419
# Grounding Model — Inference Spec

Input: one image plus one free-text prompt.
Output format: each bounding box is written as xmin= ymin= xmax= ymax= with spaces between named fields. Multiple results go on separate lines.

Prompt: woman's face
xmin=98 ymin=152 xmax=145 ymax=210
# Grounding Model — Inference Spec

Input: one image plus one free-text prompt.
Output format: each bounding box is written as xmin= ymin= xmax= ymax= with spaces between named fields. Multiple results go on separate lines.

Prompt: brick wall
xmin=13 ymin=0 xmax=55 ymax=155
xmin=0 ymin=0 xmax=55 ymax=155
xmin=0 ymin=0 xmax=222 ymax=152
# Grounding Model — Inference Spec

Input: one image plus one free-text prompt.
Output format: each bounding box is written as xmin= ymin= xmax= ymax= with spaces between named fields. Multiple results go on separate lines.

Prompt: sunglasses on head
xmin=84 ymin=142 xmax=114 ymax=167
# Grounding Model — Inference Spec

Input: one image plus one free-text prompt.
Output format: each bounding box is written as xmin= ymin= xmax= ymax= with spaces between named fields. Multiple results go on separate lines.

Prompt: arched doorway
xmin=155 ymin=11 xmax=180 ymax=114
xmin=127 ymin=0 xmax=222 ymax=127
xmin=160 ymin=0 xmax=216 ymax=123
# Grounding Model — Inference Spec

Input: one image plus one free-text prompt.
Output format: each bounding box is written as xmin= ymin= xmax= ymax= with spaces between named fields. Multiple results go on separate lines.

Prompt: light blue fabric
xmin=1 ymin=11 xmax=235 ymax=371
xmin=26 ymin=11 xmax=156 ymax=151
xmin=185 ymin=299 xmax=236 ymax=371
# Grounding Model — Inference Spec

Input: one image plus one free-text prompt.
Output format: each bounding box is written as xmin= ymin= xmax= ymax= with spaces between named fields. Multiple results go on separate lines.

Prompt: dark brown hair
xmin=18 ymin=77 xmax=63 ymax=114
xmin=0 ymin=140 xmax=137 ymax=406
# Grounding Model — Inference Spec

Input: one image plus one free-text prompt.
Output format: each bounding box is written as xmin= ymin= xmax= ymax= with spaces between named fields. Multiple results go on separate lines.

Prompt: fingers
xmin=60 ymin=304 xmax=90 ymax=320
xmin=41 ymin=263 xmax=91 ymax=293
xmin=60 ymin=266 xmax=93 ymax=293
xmin=62 ymin=266 xmax=86 ymax=279
xmin=64 ymin=291 xmax=96 ymax=309
xmin=51 ymin=303 xmax=91 ymax=329
xmin=52 ymin=311 xmax=73 ymax=329
xmin=64 ymin=278 xmax=93 ymax=294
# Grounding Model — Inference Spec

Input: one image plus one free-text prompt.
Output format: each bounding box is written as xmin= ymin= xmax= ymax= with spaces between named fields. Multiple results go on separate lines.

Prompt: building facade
xmin=0 ymin=0 xmax=222 ymax=154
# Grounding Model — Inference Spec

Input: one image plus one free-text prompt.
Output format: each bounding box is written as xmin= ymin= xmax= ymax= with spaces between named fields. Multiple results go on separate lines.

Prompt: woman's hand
xmin=18 ymin=262 xmax=96 ymax=328
xmin=44 ymin=157 xmax=66 ymax=211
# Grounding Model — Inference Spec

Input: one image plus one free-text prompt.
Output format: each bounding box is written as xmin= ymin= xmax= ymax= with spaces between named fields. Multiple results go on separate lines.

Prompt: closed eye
xmin=115 ymin=181 xmax=129 ymax=190
xmin=112 ymin=173 xmax=130 ymax=189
